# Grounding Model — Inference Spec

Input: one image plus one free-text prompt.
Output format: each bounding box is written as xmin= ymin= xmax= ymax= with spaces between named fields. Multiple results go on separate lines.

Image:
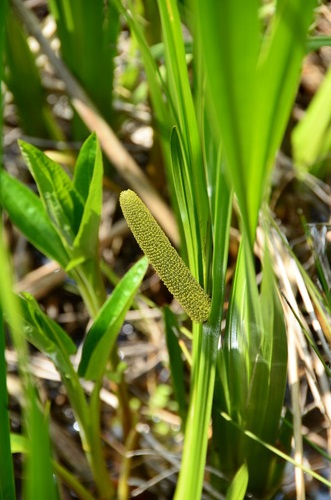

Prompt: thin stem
xmin=118 ymin=427 xmax=139 ymax=500
xmin=52 ymin=461 xmax=95 ymax=500
xmin=174 ymin=321 xmax=219 ymax=500
xmin=70 ymin=264 xmax=107 ymax=319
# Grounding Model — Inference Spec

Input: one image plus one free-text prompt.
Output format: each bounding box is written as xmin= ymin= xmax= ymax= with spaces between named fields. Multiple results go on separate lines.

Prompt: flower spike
xmin=120 ymin=190 xmax=211 ymax=323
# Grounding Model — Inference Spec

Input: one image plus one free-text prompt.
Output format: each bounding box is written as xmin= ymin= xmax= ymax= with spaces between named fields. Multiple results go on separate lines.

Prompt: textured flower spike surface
xmin=120 ymin=190 xmax=211 ymax=323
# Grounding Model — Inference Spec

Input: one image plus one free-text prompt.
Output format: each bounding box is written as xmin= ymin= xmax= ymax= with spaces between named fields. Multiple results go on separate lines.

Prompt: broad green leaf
xmin=194 ymin=0 xmax=316 ymax=244
xmin=73 ymin=133 xmax=98 ymax=201
xmin=0 ymin=169 xmax=69 ymax=267
xmin=78 ymin=257 xmax=148 ymax=380
xmin=226 ymin=463 xmax=248 ymax=500
xmin=72 ymin=134 xmax=103 ymax=260
xmin=19 ymin=140 xmax=84 ymax=247
xmin=194 ymin=0 xmax=260 ymax=243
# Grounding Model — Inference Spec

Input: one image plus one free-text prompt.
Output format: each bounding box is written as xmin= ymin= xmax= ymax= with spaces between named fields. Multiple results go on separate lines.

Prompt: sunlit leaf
xmin=0 ymin=170 xmax=69 ymax=267
xmin=19 ymin=140 xmax=84 ymax=246
xmin=78 ymin=257 xmax=148 ymax=380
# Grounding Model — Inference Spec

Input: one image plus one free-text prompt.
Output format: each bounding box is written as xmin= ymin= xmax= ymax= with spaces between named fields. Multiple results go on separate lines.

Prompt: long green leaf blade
xmin=72 ymin=133 xmax=103 ymax=259
xmin=24 ymin=399 xmax=58 ymax=500
xmin=157 ymin=0 xmax=209 ymax=280
xmin=226 ymin=463 xmax=248 ymax=500
xmin=78 ymin=257 xmax=148 ymax=380
xmin=164 ymin=306 xmax=187 ymax=427
xmin=194 ymin=0 xmax=259 ymax=242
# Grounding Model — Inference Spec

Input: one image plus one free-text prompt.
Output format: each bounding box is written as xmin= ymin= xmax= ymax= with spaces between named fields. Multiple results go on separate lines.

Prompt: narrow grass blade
xmin=78 ymin=257 xmax=148 ymax=381
xmin=24 ymin=400 xmax=58 ymax=500
xmin=220 ymin=411 xmax=331 ymax=489
xmin=10 ymin=433 xmax=28 ymax=454
xmin=15 ymin=292 xmax=115 ymax=496
xmin=170 ymin=127 xmax=199 ymax=270
xmin=292 ymin=64 xmax=331 ymax=176
xmin=0 ymin=169 xmax=69 ymax=267
xmin=164 ymin=306 xmax=187 ymax=427
xmin=157 ymin=0 xmax=209 ymax=275
xmin=5 ymin=9 xmax=63 ymax=139
xmin=48 ymin=0 xmax=119 ymax=130
xmin=72 ymin=133 xmax=103 ymax=260
xmin=175 ymin=321 xmax=218 ymax=500
xmin=112 ymin=0 xmax=184 ymax=245
xmin=307 ymin=36 xmax=331 ymax=52
xmin=226 ymin=463 xmax=248 ymax=500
